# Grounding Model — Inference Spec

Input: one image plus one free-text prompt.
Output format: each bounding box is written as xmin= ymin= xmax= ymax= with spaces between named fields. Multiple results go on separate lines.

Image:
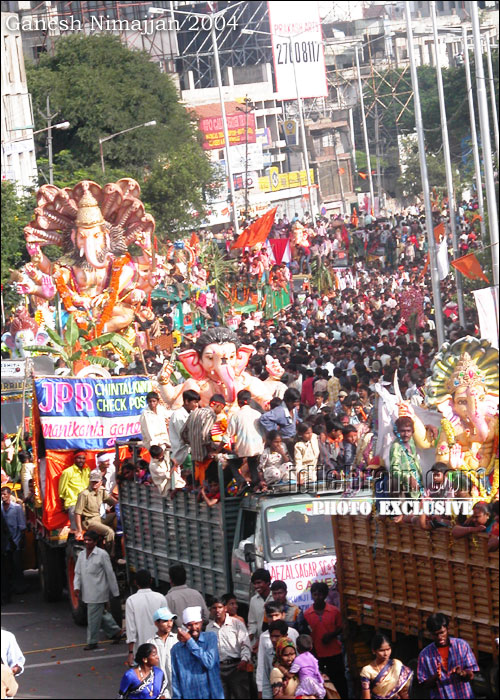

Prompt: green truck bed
xmin=119 ymin=481 xmax=242 ymax=599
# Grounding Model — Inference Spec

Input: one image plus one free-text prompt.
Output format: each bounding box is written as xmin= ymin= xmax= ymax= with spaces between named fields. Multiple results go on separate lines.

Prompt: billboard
xmin=199 ymin=110 xmax=256 ymax=150
xmin=268 ymin=1 xmax=328 ymax=100
xmin=34 ymin=376 xmax=154 ymax=450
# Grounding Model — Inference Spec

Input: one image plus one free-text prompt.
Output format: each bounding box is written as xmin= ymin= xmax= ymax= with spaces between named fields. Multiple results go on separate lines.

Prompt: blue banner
xmin=34 ymin=376 xmax=154 ymax=450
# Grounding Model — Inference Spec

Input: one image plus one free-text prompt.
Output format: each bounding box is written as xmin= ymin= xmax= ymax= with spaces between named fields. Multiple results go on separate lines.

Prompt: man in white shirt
xmin=140 ymin=392 xmax=171 ymax=452
xmin=147 ymin=607 xmax=177 ymax=698
xmin=207 ymin=598 xmax=252 ymax=699
xmin=257 ymin=610 xmax=299 ymax=699
xmin=226 ymin=390 xmax=265 ymax=488
xmin=125 ymin=569 xmax=168 ymax=662
xmin=168 ymin=390 xmax=200 ymax=467
xmin=247 ymin=568 xmax=273 ymax=648
xmin=73 ymin=529 xmax=122 ymax=650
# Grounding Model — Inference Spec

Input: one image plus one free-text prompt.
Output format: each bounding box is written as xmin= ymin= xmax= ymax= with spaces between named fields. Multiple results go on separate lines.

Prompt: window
xmin=264 ymin=501 xmax=335 ymax=560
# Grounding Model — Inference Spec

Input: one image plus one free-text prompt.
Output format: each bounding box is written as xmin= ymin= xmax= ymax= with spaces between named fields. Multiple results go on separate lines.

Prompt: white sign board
xmin=266 ymin=555 xmax=337 ymax=610
xmin=227 ymin=143 xmax=264 ymax=173
xmin=1 ymin=360 xmax=27 ymax=378
xmin=268 ymin=1 xmax=328 ymax=100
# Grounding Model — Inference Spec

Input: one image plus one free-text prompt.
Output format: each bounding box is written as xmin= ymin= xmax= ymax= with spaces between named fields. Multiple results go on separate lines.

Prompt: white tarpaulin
xmin=437 ymin=238 xmax=449 ymax=280
xmin=473 ymin=286 xmax=499 ymax=349
xmin=268 ymin=1 xmax=328 ymax=100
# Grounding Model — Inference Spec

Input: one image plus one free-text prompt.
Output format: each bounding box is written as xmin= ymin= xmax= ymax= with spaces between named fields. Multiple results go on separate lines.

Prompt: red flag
xmin=451 ymin=253 xmax=489 ymax=283
xmin=231 ymin=207 xmax=278 ymax=249
xmin=433 ymin=222 xmax=445 ymax=243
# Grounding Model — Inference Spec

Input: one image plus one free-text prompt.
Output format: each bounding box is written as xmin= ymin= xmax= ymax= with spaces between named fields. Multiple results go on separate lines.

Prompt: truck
xmin=119 ymin=464 xmax=498 ymax=696
xmin=118 ymin=446 xmax=369 ymax=613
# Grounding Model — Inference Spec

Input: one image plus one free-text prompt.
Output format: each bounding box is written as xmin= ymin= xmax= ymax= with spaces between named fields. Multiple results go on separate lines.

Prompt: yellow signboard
xmin=258 ymin=168 xmax=315 ymax=193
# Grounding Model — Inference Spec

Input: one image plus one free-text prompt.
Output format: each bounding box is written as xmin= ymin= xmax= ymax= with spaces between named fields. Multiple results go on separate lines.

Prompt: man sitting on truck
xmin=74 ymin=469 xmax=117 ymax=548
xmin=417 ymin=612 xmax=479 ymax=699
xmin=58 ymin=451 xmax=90 ymax=532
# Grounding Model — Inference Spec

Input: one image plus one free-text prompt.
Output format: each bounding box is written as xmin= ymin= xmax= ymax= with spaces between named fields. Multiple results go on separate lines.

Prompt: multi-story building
xmin=1 ymin=11 xmax=37 ymax=191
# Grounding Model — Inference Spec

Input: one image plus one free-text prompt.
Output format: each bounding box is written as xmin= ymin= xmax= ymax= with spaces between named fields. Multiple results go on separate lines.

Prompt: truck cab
xmin=231 ymin=486 xmax=370 ymax=610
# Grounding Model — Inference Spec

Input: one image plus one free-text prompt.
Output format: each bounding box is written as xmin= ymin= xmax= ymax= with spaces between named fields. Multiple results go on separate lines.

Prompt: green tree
xmin=1 ymin=182 xmax=36 ymax=312
xmin=26 ymin=34 xmax=219 ymax=237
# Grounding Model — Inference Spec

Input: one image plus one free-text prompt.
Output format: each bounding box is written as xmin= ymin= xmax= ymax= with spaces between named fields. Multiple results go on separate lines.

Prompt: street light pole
xmin=430 ymin=2 xmax=465 ymax=327
xmin=405 ymin=1 xmax=445 ymax=348
xmin=99 ymin=120 xmax=157 ymax=174
xmin=470 ymin=0 xmax=499 ymax=290
xmin=462 ymin=26 xmax=487 ymax=240
xmin=287 ymin=36 xmax=317 ymax=223
xmin=38 ymin=95 xmax=59 ymax=185
xmin=211 ymin=20 xmax=240 ymax=237
xmin=333 ymin=129 xmax=346 ymax=216
xmin=484 ymin=36 xmax=499 ymax=163
xmin=355 ymin=46 xmax=375 ymax=218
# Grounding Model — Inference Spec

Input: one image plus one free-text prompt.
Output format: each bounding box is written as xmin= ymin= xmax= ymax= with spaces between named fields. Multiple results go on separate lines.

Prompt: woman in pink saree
xmin=360 ymin=634 xmax=413 ymax=699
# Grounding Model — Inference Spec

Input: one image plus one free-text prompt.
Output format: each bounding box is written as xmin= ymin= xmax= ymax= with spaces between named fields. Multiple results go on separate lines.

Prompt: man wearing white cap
xmin=147 ymin=607 xmax=177 ymax=699
xmin=171 ymin=606 xmax=224 ymax=699
xmin=95 ymin=452 xmax=116 ymax=493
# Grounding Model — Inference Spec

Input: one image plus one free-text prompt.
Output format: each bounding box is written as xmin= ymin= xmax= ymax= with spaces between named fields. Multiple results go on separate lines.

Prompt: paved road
xmin=2 ymin=570 xmax=126 ymax=699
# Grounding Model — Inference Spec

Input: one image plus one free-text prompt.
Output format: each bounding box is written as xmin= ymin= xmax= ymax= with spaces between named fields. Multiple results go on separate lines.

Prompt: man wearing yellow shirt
xmin=58 ymin=451 xmax=90 ymax=531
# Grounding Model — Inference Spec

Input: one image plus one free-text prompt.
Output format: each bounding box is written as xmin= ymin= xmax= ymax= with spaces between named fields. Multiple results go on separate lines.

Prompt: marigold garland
xmin=94 ymin=254 xmax=131 ymax=337
xmin=54 ymin=255 xmax=130 ymax=337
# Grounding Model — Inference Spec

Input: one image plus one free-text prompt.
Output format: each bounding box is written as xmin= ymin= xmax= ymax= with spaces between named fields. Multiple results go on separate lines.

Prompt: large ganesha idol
xmin=157 ymin=327 xmax=285 ymax=412
xmin=409 ymin=337 xmax=498 ymax=502
xmin=16 ymin=179 xmax=161 ymax=336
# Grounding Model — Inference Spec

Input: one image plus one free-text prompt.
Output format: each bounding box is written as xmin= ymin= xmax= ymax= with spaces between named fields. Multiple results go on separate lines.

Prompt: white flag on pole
xmin=473 ymin=286 xmax=499 ymax=348
xmin=437 ymin=237 xmax=449 ymax=280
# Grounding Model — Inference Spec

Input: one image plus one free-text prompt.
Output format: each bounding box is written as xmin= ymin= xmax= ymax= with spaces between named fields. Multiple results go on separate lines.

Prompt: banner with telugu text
xmin=34 ymin=376 xmax=154 ymax=450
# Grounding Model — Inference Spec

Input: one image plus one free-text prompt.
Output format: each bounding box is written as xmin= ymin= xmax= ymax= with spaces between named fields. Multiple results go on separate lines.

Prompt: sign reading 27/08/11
xmin=34 ymin=376 xmax=154 ymax=450
xmin=268 ymin=1 xmax=328 ymax=100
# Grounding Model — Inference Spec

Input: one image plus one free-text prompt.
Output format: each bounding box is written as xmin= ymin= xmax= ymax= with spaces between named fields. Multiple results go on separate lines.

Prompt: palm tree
xmin=198 ymin=241 xmax=239 ymax=319
xmin=24 ymin=314 xmax=134 ymax=375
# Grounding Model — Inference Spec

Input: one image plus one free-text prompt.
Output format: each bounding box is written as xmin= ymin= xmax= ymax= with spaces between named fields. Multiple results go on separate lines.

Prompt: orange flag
xmin=351 ymin=207 xmax=359 ymax=227
xmin=433 ymin=221 xmax=445 ymax=243
xmin=420 ymin=253 xmax=430 ymax=278
xmin=231 ymin=207 xmax=278 ymax=250
xmin=451 ymin=253 xmax=490 ymax=283
xmin=359 ymin=172 xmax=368 ymax=180
xmin=339 ymin=167 xmax=345 ymax=175
xmin=190 ymin=231 xmax=200 ymax=247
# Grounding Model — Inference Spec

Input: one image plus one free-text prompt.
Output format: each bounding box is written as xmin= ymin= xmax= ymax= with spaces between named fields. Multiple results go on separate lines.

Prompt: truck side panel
xmin=333 ymin=515 xmax=499 ymax=658
xmin=119 ymin=482 xmax=241 ymax=600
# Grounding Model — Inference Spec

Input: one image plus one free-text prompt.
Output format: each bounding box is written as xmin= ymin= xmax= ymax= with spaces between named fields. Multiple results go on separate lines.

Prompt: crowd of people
xmin=1 ymin=199 xmax=497 ymax=699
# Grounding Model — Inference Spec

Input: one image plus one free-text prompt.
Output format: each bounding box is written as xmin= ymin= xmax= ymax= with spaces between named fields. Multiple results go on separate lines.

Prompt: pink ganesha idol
xmin=156 ymin=327 xmax=285 ymax=412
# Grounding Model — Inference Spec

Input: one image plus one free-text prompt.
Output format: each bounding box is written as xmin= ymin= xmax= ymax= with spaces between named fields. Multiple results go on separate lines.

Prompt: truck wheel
xmin=37 ymin=541 xmax=64 ymax=602
xmin=66 ymin=547 xmax=87 ymax=626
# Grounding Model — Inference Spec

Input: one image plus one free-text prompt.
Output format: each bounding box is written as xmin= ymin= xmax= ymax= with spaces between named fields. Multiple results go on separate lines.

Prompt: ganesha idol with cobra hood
xmin=156 ymin=327 xmax=285 ymax=413
xmin=14 ymin=179 xmax=163 ymax=338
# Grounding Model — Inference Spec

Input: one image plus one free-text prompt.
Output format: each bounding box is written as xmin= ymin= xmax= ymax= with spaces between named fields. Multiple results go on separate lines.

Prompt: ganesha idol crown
xmin=446 ymin=352 xmax=486 ymax=393
xmin=75 ymin=191 xmax=105 ymax=229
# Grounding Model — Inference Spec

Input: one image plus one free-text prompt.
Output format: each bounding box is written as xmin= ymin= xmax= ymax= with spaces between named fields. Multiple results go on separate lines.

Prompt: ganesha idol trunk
xmin=214 ymin=363 xmax=237 ymax=404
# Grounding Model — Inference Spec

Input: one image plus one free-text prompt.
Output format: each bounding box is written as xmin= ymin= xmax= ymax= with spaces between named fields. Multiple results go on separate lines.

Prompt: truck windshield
xmin=265 ymin=501 xmax=335 ymax=560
